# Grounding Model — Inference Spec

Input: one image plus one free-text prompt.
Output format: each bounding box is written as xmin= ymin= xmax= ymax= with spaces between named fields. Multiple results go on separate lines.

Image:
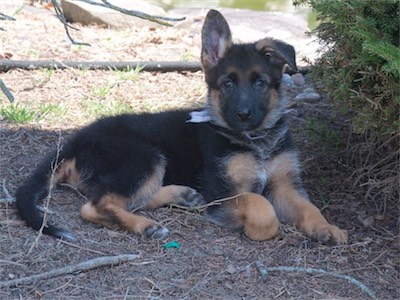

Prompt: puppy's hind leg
xmin=81 ymin=194 xmax=170 ymax=239
xmin=80 ymin=157 xmax=172 ymax=239
xmin=144 ymin=185 xmax=205 ymax=209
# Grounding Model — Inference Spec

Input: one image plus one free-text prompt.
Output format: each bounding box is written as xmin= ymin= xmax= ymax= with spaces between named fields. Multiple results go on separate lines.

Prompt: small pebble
xmin=226 ymin=264 xmax=236 ymax=274
xmin=360 ymin=215 xmax=375 ymax=228
xmin=291 ymin=73 xmax=305 ymax=86
xmin=281 ymin=73 xmax=294 ymax=89
xmin=294 ymin=91 xmax=322 ymax=102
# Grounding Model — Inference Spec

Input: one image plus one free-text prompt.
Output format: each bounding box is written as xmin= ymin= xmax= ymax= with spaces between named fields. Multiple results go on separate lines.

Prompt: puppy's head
xmin=201 ymin=10 xmax=297 ymax=133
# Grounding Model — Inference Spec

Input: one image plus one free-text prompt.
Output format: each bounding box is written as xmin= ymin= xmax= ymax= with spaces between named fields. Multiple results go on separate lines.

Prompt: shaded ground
xmin=0 ymin=3 xmax=399 ymax=300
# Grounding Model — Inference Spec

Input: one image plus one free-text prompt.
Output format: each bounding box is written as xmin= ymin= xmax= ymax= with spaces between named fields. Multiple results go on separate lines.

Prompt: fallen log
xmin=0 ymin=60 xmax=202 ymax=73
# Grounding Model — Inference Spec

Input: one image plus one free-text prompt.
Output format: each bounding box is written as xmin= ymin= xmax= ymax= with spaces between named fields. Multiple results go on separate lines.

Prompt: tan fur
xmin=81 ymin=194 xmax=157 ymax=235
xmin=210 ymin=89 xmax=229 ymax=128
xmin=267 ymin=152 xmax=348 ymax=244
xmin=144 ymin=185 xmax=195 ymax=209
xmin=225 ymin=152 xmax=261 ymax=193
xmin=230 ymin=192 xmax=279 ymax=241
xmin=53 ymin=159 xmax=80 ymax=186
xmin=267 ymin=89 xmax=280 ymax=111
xmin=128 ymin=162 xmax=165 ymax=210
xmin=255 ymin=38 xmax=277 ymax=53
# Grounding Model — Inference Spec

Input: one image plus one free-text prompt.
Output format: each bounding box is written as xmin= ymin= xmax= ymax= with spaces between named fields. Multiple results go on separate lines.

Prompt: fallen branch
xmin=0 ymin=254 xmax=140 ymax=288
xmin=0 ymin=60 xmax=202 ymax=73
xmin=257 ymin=264 xmax=377 ymax=300
xmin=0 ymin=12 xmax=15 ymax=21
xmin=165 ymin=193 xmax=247 ymax=214
xmin=0 ymin=11 xmax=16 ymax=31
xmin=28 ymin=132 xmax=64 ymax=254
xmin=52 ymin=0 xmax=90 ymax=46
xmin=1 ymin=178 xmax=14 ymax=203
xmin=0 ymin=79 xmax=14 ymax=103
xmin=0 ymin=60 xmax=309 ymax=74
xmin=51 ymin=0 xmax=185 ymax=45
xmin=78 ymin=0 xmax=185 ymax=26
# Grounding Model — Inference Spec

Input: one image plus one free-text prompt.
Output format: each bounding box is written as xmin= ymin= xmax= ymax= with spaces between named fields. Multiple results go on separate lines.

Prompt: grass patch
xmin=1 ymin=103 xmax=37 ymax=123
xmin=83 ymin=98 xmax=132 ymax=117
xmin=1 ymin=102 xmax=68 ymax=124
xmin=38 ymin=103 xmax=68 ymax=119
xmin=116 ymin=65 xmax=144 ymax=81
xmin=92 ymin=85 xmax=112 ymax=98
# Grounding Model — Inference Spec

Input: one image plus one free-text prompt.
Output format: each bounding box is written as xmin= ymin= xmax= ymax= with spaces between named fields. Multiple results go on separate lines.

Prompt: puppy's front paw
xmin=178 ymin=188 xmax=205 ymax=208
xmin=314 ymin=224 xmax=348 ymax=245
xmin=302 ymin=220 xmax=348 ymax=245
xmin=145 ymin=224 xmax=170 ymax=239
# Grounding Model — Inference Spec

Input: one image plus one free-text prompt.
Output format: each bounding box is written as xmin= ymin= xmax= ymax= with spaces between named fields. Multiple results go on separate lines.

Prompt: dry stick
xmin=93 ymin=0 xmax=185 ymax=26
xmin=0 ymin=79 xmax=14 ymax=103
xmin=258 ymin=265 xmax=378 ymax=300
xmin=28 ymin=132 xmax=63 ymax=255
xmin=0 ymin=60 xmax=309 ymax=74
xmin=0 ymin=254 xmax=140 ymax=288
xmin=0 ymin=11 xmax=15 ymax=31
xmin=0 ymin=60 xmax=202 ymax=73
xmin=51 ymin=0 xmax=184 ymax=45
xmin=169 ymin=193 xmax=246 ymax=213
xmin=1 ymin=178 xmax=14 ymax=204
xmin=51 ymin=0 xmax=89 ymax=46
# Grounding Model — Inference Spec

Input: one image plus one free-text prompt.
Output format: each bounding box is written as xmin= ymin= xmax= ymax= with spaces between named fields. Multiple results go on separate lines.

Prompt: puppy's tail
xmin=15 ymin=149 xmax=76 ymax=241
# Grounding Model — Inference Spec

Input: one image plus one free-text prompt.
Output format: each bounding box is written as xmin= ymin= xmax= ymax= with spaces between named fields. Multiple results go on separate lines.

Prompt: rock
xmin=61 ymin=0 xmax=166 ymax=28
xmin=282 ymin=73 xmax=294 ymax=90
xmin=359 ymin=215 xmax=375 ymax=228
xmin=291 ymin=73 xmax=305 ymax=86
xmin=294 ymin=91 xmax=322 ymax=102
xmin=226 ymin=264 xmax=236 ymax=274
xmin=168 ymin=8 xmax=320 ymax=65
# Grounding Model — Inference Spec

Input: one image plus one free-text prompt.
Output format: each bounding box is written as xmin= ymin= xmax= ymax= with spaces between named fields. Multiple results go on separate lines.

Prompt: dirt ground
xmin=0 ymin=3 xmax=399 ymax=300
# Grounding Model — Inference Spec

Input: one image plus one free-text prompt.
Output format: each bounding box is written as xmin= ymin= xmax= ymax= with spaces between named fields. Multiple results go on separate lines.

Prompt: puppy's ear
xmin=201 ymin=10 xmax=232 ymax=71
xmin=255 ymin=38 xmax=297 ymax=72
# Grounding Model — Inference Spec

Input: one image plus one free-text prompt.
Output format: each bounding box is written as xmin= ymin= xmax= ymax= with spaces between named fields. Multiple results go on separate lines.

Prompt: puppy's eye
xmin=223 ymin=79 xmax=234 ymax=89
xmin=254 ymin=79 xmax=266 ymax=89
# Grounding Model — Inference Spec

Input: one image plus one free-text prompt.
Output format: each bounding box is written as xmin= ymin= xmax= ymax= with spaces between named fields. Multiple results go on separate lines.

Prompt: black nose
xmin=237 ymin=109 xmax=252 ymax=121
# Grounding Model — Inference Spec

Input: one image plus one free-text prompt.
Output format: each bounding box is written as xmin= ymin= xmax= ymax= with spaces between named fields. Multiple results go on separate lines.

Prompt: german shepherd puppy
xmin=16 ymin=10 xmax=347 ymax=244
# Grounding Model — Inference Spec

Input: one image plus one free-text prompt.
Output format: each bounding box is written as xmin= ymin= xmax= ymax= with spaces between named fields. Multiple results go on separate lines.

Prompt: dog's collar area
xmin=243 ymin=130 xmax=270 ymax=140
xmin=186 ymin=109 xmax=276 ymax=141
xmin=187 ymin=110 xmax=275 ymax=142
xmin=186 ymin=110 xmax=212 ymax=123
xmin=186 ymin=109 xmax=229 ymax=129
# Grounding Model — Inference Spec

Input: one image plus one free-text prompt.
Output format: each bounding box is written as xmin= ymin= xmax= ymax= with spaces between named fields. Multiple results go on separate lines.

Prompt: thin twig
xmin=0 ymin=79 xmax=14 ymax=103
xmin=83 ymin=0 xmax=185 ymax=26
xmin=0 ymin=12 xmax=16 ymax=21
xmin=1 ymin=178 xmax=14 ymax=203
xmin=255 ymin=260 xmax=268 ymax=281
xmin=170 ymin=193 xmax=246 ymax=212
xmin=60 ymin=183 xmax=89 ymax=201
xmin=51 ymin=0 xmax=90 ymax=46
xmin=263 ymin=265 xmax=377 ymax=300
xmin=58 ymin=239 xmax=106 ymax=256
xmin=0 ymin=254 xmax=140 ymax=288
xmin=0 ymin=259 xmax=25 ymax=267
xmin=50 ymin=0 xmax=185 ymax=45
xmin=0 ymin=11 xmax=16 ymax=31
xmin=28 ymin=132 xmax=63 ymax=255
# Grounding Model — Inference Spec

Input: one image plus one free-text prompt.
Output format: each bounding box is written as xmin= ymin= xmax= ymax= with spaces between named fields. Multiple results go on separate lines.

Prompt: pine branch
xmin=0 ymin=254 xmax=141 ymax=288
xmin=51 ymin=0 xmax=185 ymax=46
xmin=0 ymin=11 xmax=16 ymax=31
